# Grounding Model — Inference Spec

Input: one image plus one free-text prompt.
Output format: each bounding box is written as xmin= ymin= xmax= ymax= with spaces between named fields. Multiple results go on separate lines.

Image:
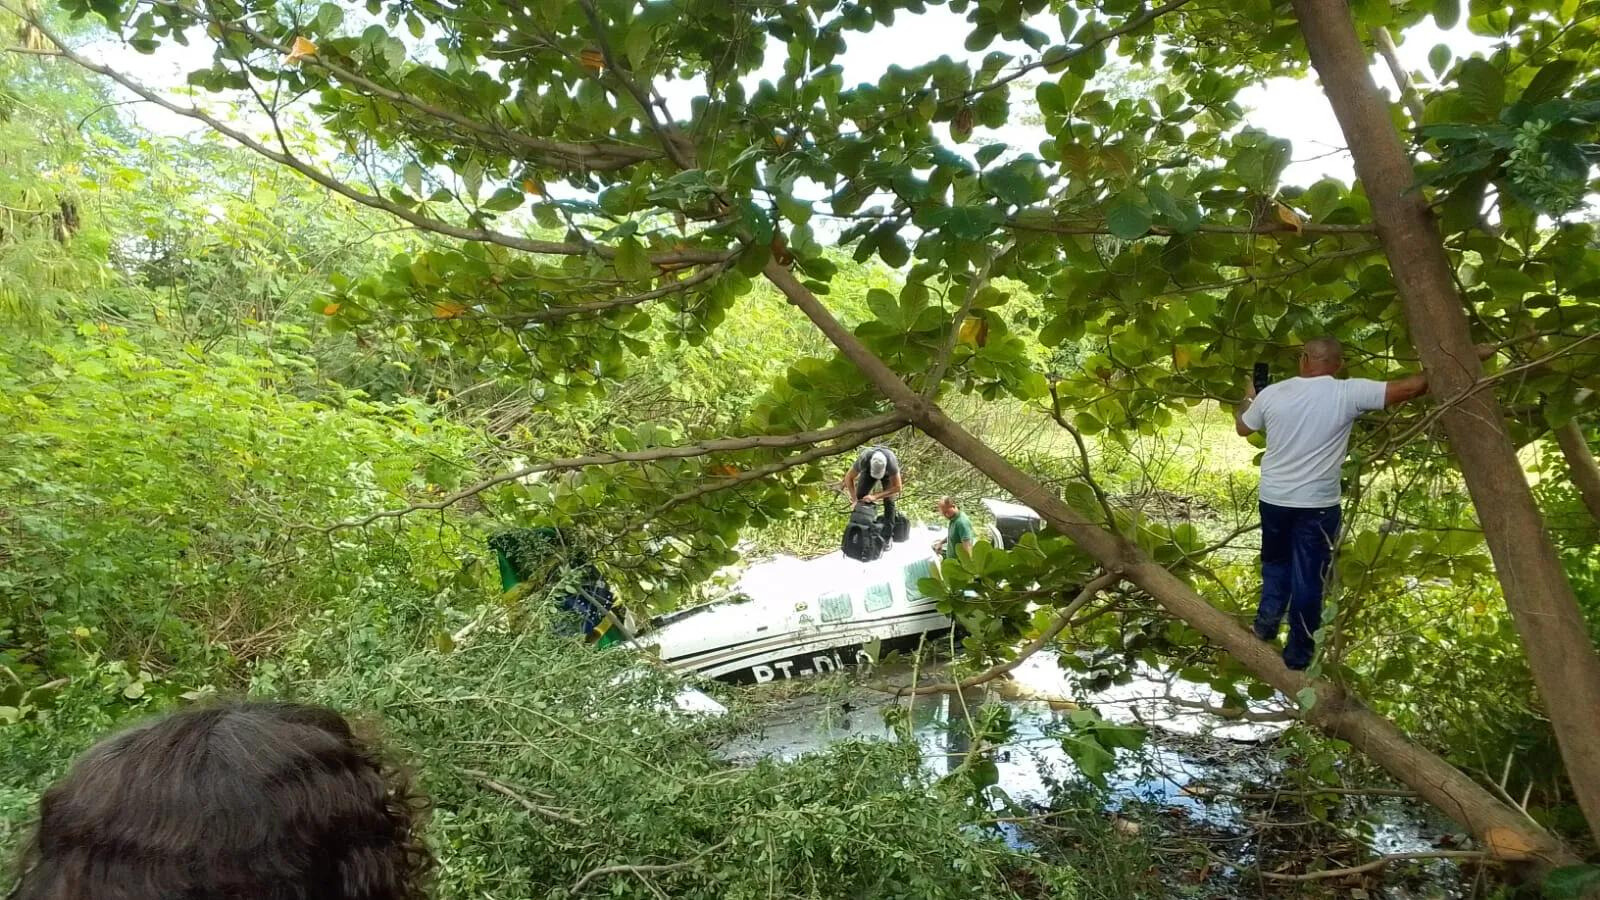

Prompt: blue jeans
xmin=1254 ymin=501 xmax=1341 ymax=670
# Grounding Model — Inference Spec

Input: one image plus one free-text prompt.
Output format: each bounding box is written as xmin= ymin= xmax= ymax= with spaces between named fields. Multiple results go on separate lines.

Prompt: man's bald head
xmin=1299 ymin=337 xmax=1343 ymax=376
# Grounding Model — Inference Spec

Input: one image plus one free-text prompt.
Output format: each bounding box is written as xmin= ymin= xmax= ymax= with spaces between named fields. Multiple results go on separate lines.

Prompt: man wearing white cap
xmin=843 ymin=446 xmax=903 ymax=537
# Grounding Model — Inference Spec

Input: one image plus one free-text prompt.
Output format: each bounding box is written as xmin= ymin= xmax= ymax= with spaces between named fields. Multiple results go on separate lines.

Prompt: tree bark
xmin=1291 ymin=0 xmax=1600 ymax=845
xmin=761 ymin=261 xmax=1577 ymax=870
xmin=1555 ymin=419 xmax=1600 ymax=527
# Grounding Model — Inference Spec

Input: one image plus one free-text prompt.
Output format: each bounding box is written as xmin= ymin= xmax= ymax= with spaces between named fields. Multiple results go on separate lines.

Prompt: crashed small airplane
xmin=645 ymin=499 xmax=1044 ymax=684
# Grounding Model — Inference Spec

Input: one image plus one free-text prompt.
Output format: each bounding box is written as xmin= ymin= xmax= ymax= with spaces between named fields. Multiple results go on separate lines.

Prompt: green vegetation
xmin=3 ymin=0 xmax=1600 ymax=894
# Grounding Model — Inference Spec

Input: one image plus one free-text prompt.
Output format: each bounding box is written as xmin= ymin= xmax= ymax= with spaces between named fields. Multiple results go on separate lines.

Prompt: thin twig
xmin=924 ymin=240 xmax=1012 ymax=399
xmin=1048 ymin=381 xmax=1120 ymax=529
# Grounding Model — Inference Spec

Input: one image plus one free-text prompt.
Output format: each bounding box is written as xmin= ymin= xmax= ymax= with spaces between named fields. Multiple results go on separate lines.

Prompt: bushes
xmin=284 ymin=613 xmax=1078 ymax=899
xmin=0 ymin=328 xmax=488 ymax=701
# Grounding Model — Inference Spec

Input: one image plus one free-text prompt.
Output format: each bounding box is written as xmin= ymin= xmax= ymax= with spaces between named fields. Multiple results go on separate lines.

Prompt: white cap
xmin=869 ymin=451 xmax=888 ymax=480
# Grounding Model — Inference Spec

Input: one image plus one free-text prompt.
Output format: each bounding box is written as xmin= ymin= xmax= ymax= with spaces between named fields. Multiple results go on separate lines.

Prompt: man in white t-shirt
xmin=1234 ymin=337 xmax=1428 ymax=670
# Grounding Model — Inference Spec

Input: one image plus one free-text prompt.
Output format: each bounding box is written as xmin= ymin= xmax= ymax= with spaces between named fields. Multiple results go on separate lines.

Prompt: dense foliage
xmin=5 ymin=0 xmax=1600 ymax=891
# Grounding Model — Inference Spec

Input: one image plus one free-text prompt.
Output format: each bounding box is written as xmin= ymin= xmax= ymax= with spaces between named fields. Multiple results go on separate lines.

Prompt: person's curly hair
xmin=8 ymin=701 xmax=432 ymax=900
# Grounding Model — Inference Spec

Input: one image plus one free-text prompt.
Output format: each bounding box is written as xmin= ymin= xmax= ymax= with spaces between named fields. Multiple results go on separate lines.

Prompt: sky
xmin=82 ymin=4 xmax=1497 ymax=197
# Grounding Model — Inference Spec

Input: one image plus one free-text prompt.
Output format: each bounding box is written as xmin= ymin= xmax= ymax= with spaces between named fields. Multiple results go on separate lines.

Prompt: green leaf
xmin=613 ymin=238 xmax=653 ymax=280
xmin=461 ymin=158 xmax=483 ymax=199
xmin=983 ymin=163 xmax=1037 ymax=206
xmin=776 ymin=194 xmax=812 ymax=225
xmin=1295 ymin=687 xmax=1318 ymax=710
xmin=625 ymin=22 xmax=654 ymax=66
xmin=1058 ymin=5 xmax=1078 ymax=40
xmin=1105 ymin=197 xmax=1152 ymax=240
xmin=878 ymin=231 xmax=910 ymax=268
xmin=1521 ymin=60 xmax=1578 ymax=106
xmin=315 ymin=2 xmax=344 ymax=33
xmin=1456 ymin=58 xmax=1505 ymax=121
xmin=1433 ymin=0 xmax=1459 ymax=28
xmin=1428 ymin=44 xmax=1451 ymax=78
xmin=1545 ymin=865 xmax=1600 ymax=900
xmin=975 ymin=142 xmax=1007 ymax=167
xmin=1094 ymin=723 xmax=1146 ymax=751
xmin=482 ymin=187 xmax=524 ymax=212
xmin=866 ymin=288 xmax=902 ymax=327
xmin=938 ymin=205 xmax=1005 ymax=241
xmin=1061 ymin=735 xmax=1116 ymax=786
xmin=403 ymin=162 xmax=423 ymax=197
xmin=382 ymin=37 xmax=407 ymax=71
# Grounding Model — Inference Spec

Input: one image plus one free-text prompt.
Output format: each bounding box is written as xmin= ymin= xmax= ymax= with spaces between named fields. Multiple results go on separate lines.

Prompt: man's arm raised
xmin=1383 ymin=343 xmax=1498 ymax=408
xmin=1235 ymin=381 xmax=1258 ymax=437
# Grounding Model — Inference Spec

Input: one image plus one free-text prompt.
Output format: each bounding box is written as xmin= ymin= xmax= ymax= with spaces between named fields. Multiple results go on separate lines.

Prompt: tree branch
xmin=1372 ymin=26 xmax=1426 ymax=125
xmin=11 ymin=6 xmax=725 ymax=268
xmin=492 ymin=261 xmax=730 ymax=325
xmin=1011 ymin=218 xmax=1376 ymax=239
xmin=1049 ymin=381 xmax=1120 ymax=530
xmin=160 ymin=0 xmax=664 ymax=172
xmin=955 ymin=0 xmax=1198 ymax=103
xmin=923 ymin=240 xmax=1011 ymax=400
xmin=324 ymin=412 xmax=907 ymax=530
xmin=576 ymin=0 xmax=697 ymax=170
xmin=636 ymin=416 xmax=904 ymax=525
xmin=897 ymin=572 xmax=1121 ymax=696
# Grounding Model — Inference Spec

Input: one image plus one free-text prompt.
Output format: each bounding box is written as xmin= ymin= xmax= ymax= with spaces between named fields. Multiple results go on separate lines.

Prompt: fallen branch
xmin=1216 ymin=786 xmax=1418 ymax=800
xmin=570 ymin=837 xmax=733 ymax=895
xmin=1256 ymin=850 xmax=1489 ymax=882
xmin=461 ymin=768 xmax=587 ymax=827
xmin=323 ymin=412 xmax=906 ymax=530
xmin=1165 ymin=695 xmax=1298 ymax=723
xmin=898 ymin=572 xmax=1121 ymax=697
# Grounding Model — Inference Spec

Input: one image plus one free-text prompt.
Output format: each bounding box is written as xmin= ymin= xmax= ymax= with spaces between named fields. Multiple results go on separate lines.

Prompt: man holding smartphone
xmin=1233 ymin=337 xmax=1429 ymax=670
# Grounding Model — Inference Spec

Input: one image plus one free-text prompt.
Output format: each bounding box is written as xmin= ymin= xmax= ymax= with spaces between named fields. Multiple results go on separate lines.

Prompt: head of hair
xmin=1300 ymin=336 xmax=1343 ymax=375
xmin=938 ymin=496 xmax=958 ymax=516
xmin=9 ymin=701 xmax=431 ymax=900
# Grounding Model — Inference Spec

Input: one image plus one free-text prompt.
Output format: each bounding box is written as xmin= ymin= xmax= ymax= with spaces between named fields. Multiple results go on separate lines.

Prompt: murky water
xmin=717 ymin=651 xmax=1472 ymax=898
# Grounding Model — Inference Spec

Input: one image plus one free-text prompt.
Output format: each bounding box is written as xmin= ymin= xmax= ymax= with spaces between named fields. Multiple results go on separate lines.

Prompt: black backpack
xmin=842 ymin=502 xmax=887 ymax=561
xmin=891 ymin=513 xmax=910 ymax=543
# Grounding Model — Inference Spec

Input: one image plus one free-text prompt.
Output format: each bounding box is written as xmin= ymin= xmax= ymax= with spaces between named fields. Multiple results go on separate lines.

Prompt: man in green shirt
xmin=933 ymin=496 xmax=975 ymax=560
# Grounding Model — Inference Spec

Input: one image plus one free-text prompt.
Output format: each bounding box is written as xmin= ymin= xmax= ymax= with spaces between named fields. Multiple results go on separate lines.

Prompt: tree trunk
xmin=762 ymin=262 xmax=1577 ymax=870
xmin=1291 ymin=0 xmax=1600 ymax=845
xmin=1555 ymin=419 xmax=1600 ymax=527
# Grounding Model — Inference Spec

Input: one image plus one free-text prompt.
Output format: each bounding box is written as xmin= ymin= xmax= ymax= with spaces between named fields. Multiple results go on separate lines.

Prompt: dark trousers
xmin=854 ymin=479 xmax=895 ymax=534
xmin=1254 ymin=501 xmax=1341 ymax=671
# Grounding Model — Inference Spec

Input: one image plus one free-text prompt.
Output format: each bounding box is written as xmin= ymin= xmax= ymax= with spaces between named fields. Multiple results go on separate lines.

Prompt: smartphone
xmin=1252 ymin=362 xmax=1270 ymax=395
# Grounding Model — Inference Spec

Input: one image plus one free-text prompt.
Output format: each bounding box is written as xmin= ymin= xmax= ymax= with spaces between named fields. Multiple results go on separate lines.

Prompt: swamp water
xmin=715 ymin=652 xmax=1478 ymax=898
